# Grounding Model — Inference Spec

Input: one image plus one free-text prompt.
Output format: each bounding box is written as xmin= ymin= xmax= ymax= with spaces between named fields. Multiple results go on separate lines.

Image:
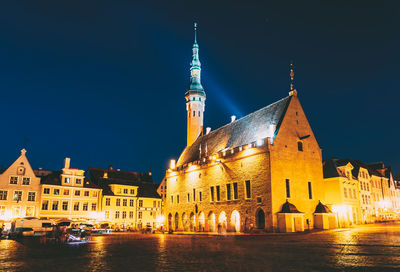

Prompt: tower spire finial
xmin=290 ymin=61 xmax=295 ymax=91
xmin=194 ymin=22 xmax=198 ymax=44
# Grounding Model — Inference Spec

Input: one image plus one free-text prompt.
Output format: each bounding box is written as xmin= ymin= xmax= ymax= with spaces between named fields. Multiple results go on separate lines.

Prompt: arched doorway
xmin=168 ymin=213 xmax=172 ymax=231
xmin=198 ymin=212 xmax=205 ymax=232
xmin=207 ymin=212 xmax=216 ymax=232
xmin=182 ymin=213 xmax=188 ymax=231
xmin=190 ymin=212 xmax=196 ymax=232
xmin=256 ymin=209 xmax=265 ymax=229
xmin=218 ymin=211 xmax=227 ymax=232
xmin=174 ymin=212 xmax=179 ymax=231
xmin=230 ymin=210 xmax=240 ymax=232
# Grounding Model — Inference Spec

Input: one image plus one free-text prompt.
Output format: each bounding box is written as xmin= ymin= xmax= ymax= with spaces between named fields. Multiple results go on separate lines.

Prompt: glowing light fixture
xmin=256 ymin=139 xmax=263 ymax=147
xmin=170 ymin=159 xmax=176 ymax=169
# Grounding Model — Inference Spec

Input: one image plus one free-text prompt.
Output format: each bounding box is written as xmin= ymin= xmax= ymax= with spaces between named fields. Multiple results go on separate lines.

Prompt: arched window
xmin=298 ymin=142 xmax=303 ymax=151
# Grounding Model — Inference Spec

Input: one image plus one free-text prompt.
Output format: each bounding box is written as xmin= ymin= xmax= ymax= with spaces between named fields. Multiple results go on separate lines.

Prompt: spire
xmin=187 ymin=22 xmax=204 ymax=93
xmin=290 ymin=62 xmax=295 ymax=91
xmin=289 ymin=61 xmax=297 ymax=96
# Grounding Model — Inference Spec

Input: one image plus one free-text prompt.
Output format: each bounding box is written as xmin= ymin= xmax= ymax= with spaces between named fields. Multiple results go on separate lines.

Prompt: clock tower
xmin=186 ymin=22 xmax=206 ymax=147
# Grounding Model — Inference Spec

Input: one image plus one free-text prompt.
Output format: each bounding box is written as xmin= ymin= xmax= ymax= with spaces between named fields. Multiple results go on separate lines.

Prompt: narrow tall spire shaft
xmin=290 ymin=62 xmax=295 ymax=91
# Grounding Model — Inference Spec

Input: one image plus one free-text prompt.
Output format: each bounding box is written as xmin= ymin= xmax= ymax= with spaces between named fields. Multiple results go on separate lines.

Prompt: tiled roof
xmin=40 ymin=171 xmax=100 ymax=189
xmin=314 ymin=201 xmax=332 ymax=213
xmin=323 ymin=158 xmax=385 ymax=179
xmin=88 ymin=168 xmax=160 ymax=199
xmin=279 ymin=200 xmax=302 ymax=213
xmin=177 ymin=95 xmax=292 ymax=166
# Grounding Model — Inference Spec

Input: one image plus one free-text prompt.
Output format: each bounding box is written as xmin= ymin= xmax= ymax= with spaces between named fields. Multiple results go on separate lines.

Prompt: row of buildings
xmin=0 ymin=149 xmax=162 ymax=229
xmin=159 ymin=23 xmax=400 ymax=233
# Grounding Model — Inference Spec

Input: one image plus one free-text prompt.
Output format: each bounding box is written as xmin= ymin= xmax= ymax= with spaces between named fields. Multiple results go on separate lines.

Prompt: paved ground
xmin=1 ymin=223 xmax=400 ymax=271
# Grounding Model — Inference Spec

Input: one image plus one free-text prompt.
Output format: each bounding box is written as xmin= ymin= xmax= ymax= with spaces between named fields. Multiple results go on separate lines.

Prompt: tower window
xmin=298 ymin=142 xmax=303 ymax=151
xmin=193 ymin=111 xmax=195 ymax=117
xmin=285 ymin=179 xmax=290 ymax=198
xmin=308 ymin=182 xmax=312 ymax=199
xmin=198 ymin=111 xmax=200 ymax=117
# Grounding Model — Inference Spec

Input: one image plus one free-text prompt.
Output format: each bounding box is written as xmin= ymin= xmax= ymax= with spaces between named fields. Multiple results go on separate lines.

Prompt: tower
xmin=186 ymin=22 xmax=206 ymax=147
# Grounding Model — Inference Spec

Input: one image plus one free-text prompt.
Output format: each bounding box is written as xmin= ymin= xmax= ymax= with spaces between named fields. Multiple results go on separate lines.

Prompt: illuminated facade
xmin=39 ymin=158 xmax=102 ymax=220
xmin=0 ymin=149 xmax=41 ymax=220
xmin=164 ymin=24 xmax=329 ymax=233
xmin=88 ymin=167 xmax=162 ymax=229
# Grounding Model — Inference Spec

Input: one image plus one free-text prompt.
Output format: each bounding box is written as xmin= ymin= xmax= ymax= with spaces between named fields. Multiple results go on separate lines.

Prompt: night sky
xmin=0 ymin=1 xmax=399 ymax=182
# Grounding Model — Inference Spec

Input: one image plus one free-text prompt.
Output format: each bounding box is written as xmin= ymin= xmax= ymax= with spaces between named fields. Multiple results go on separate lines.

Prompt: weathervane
xmin=194 ymin=22 xmax=198 ymax=43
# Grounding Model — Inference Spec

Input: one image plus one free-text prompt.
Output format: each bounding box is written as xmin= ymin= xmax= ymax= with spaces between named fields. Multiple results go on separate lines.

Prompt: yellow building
xmin=88 ymin=167 xmax=162 ymax=230
xmin=39 ymin=158 xmax=102 ymax=221
xmin=164 ymin=25 xmax=330 ymax=233
xmin=0 ymin=149 xmax=41 ymax=221
xmin=323 ymin=159 xmax=362 ymax=227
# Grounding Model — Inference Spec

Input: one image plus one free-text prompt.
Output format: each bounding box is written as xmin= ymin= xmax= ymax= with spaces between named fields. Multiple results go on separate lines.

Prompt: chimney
xmin=231 ymin=115 xmax=236 ymax=123
xmin=206 ymin=127 xmax=211 ymax=135
xmin=64 ymin=158 xmax=70 ymax=169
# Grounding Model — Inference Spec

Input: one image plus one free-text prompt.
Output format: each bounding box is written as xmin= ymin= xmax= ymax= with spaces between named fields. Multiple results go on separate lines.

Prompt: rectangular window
xmin=9 ymin=176 xmax=18 ymax=184
xmin=64 ymin=177 xmax=70 ymax=184
xmin=308 ymin=182 xmax=312 ymax=199
xmin=216 ymin=186 xmax=220 ymax=201
xmin=116 ymin=199 xmax=121 ymax=206
xmin=84 ymin=191 xmax=89 ymax=197
xmin=123 ymin=189 xmax=128 ymax=194
xmin=123 ymin=199 xmax=127 ymax=206
xmin=13 ymin=191 xmax=22 ymax=201
xmin=245 ymin=180 xmax=251 ymax=199
xmin=91 ymin=203 xmax=96 ymax=211
xmin=199 ymin=191 xmax=202 ymax=202
xmin=106 ymin=198 xmax=111 ymax=206
xmin=74 ymin=190 xmax=81 ymax=196
xmin=177 ymin=195 xmax=180 ymax=203
xmin=129 ymin=211 xmax=134 ymax=219
xmin=187 ymin=193 xmax=190 ymax=203
xmin=233 ymin=183 xmax=238 ymax=200
xmin=73 ymin=202 xmax=79 ymax=211
xmin=210 ymin=187 xmax=214 ymax=202
xmin=83 ymin=202 xmax=88 ymax=211
xmin=75 ymin=178 xmax=82 ymax=185
xmin=52 ymin=201 xmax=59 ymax=210
xmin=226 ymin=184 xmax=231 ymax=201
xmin=285 ymin=179 xmax=290 ymax=198
xmin=349 ymin=188 xmax=353 ymax=199
xmin=105 ymin=211 xmax=109 ymax=219
xmin=63 ymin=189 xmax=70 ymax=196
xmin=138 ymin=211 xmax=142 ymax=219
xmin=28 ymin=192 xmax=36 ymax=202
xmin=171 ymin=195 xmax=173 ymax=204
xmin=344 ymin=188 xmax=348 ymax=198
xmin=193 ymin=189 xmax=196 ymax=202
xmin=43 ymin=188 xmax=50 ymax=194
xmin=62 ymin=201 xmax=68 ymax=211
xmin=42 ymin=200 xmax=49 ymax=210
xmin=153 ymin=200 xmax=156 ymax=207
xmin=139 ymin=200 xmax=143 ymax=207
xmin=130 ymin=189 xmax=135 ymax=195
xmin=130 ymin=199 xmax=134 ymax=206
xmin=22 ymin=177 xmax=30 ymax=185
xmin=53 ymin=189 xmax=60 ymax=195
xmin=353 ymin=189 xmax=356 ymax=199
xmin=115 ymin=211 xmax=120 ymax=219
xmin=122 ymin=211 xmax=127 ymax=219
xmin=0 ymin=190 xmax=8 ymax=200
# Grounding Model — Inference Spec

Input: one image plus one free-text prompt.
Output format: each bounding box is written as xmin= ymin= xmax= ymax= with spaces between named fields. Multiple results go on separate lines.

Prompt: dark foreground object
xmin=1 ymin=223 xmax=400 ymax=271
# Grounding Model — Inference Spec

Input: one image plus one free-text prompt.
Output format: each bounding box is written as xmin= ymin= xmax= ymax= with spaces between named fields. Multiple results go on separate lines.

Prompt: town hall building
xmin=163 ymin=23 xmax=333 ymax=232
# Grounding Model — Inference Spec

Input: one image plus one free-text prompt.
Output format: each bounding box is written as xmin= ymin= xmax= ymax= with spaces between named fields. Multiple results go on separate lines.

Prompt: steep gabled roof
xmin=177 ymin=95 xmax=292 ymax=166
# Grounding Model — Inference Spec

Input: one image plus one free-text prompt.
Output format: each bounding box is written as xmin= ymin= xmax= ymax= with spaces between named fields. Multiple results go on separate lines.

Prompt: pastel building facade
xmin=0 ymin=149 xmax=41 ymax=220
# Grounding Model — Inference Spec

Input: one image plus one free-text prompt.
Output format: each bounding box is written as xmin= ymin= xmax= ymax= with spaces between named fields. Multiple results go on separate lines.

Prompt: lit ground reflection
xmin=1 ymin=223 xmax=400 ymax=272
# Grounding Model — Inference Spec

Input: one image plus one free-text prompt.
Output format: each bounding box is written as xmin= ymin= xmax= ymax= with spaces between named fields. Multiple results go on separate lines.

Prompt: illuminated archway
xmin=182 ymin=212 xmax=188 ymax=231
xmin=207 ymin=212 xmax=216 ymax=232
xmin=218 ymin=211 xmax=227 ymax=232
xmin=190 ymin=212 xmax=196 ymax=232
xmin=230 ymin=210 xmax=240 ymax=232
xmin=198 ymin=212 xmax=205 ymax=232
xmin=174 ymin=212 xmax=179 ymax=231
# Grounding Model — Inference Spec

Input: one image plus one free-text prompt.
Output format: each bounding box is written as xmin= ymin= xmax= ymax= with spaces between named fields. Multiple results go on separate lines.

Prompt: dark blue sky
xmin=0 ymin=1 xmax=399 ymax=182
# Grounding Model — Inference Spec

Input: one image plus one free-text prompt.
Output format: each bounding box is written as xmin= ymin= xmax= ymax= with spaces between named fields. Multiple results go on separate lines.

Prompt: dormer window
xmin=297 ymin=142 xmax=303 ymax=152
xmin=76 ymin=178 xmax=82 ymax=185
xmin=64 ymin=177 xmax=70 ymax=184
